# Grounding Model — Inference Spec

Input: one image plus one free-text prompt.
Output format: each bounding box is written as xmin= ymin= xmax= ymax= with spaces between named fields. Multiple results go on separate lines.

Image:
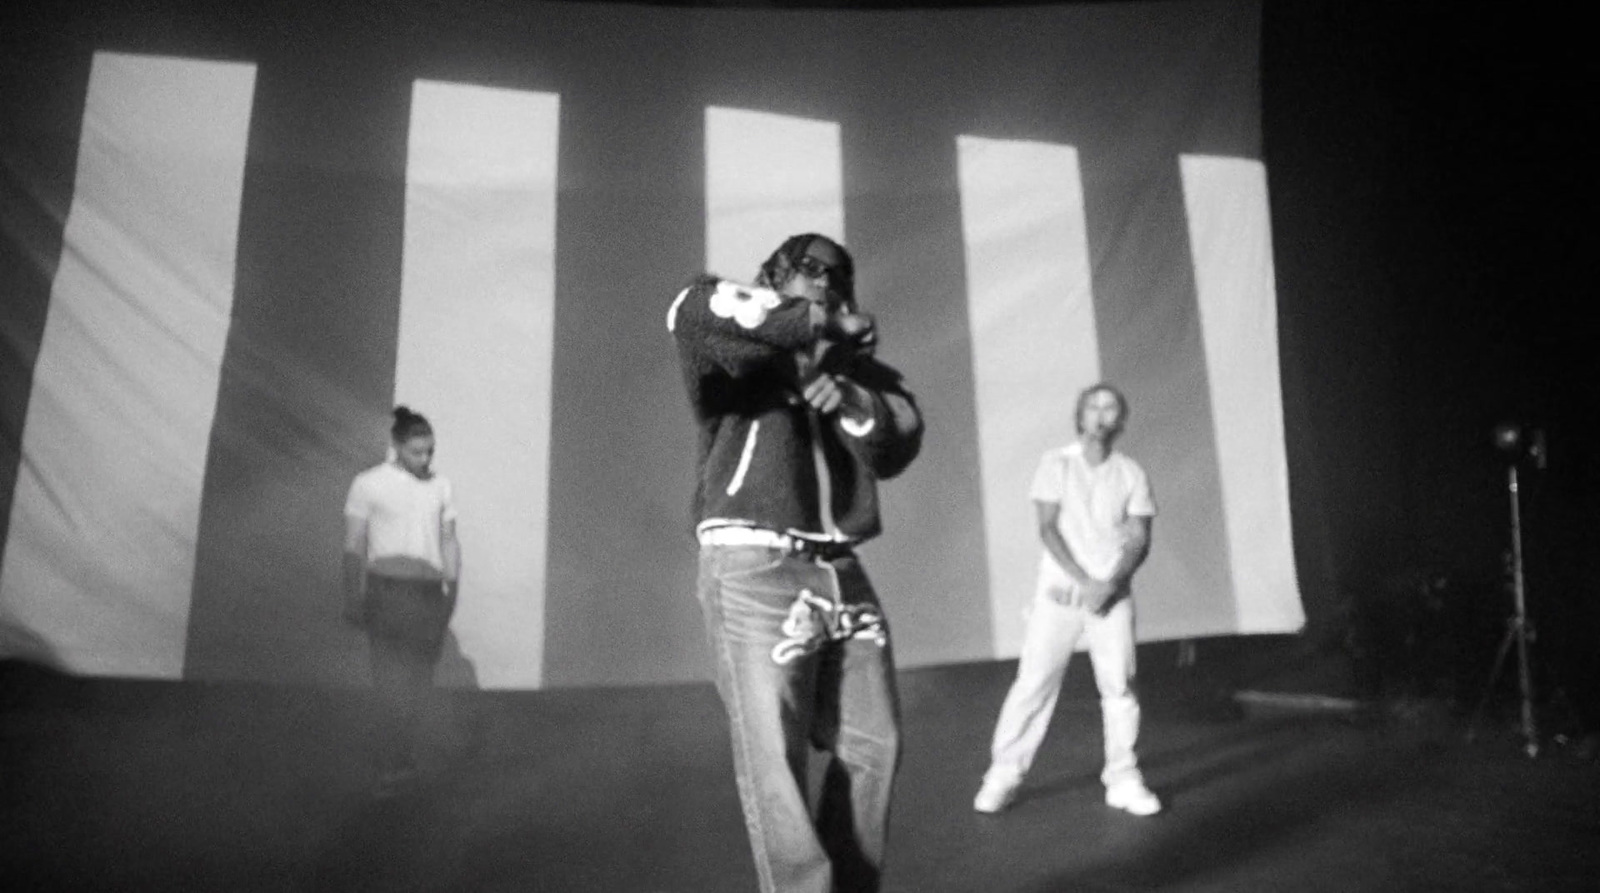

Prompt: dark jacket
xmin=668 ymin=274 xmax=923 ymax=542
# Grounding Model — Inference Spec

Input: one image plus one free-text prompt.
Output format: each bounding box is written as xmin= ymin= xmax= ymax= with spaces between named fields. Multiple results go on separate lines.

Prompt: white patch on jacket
xmin=709 ymin=280 xmax=782 ymax=330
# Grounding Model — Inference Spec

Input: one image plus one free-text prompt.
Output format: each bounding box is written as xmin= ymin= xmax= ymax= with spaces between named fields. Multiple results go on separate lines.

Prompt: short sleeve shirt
xmin=1029 ymin=442 xmax=1156 ymax=589
xmin=344 ymin=463 xmax=457 ymax=572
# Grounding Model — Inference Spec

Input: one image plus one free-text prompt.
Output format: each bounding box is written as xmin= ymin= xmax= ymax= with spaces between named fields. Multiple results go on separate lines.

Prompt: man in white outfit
xmin=973 ymin=382 xmax=1161 ymax=816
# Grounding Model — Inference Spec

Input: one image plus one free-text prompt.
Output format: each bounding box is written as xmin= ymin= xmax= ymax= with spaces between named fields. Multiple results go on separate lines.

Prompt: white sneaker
xmin=1105 ymin=780 xmax=1162 ymax=816
xmin=973 ymin=775 xmax=1020 ymax=814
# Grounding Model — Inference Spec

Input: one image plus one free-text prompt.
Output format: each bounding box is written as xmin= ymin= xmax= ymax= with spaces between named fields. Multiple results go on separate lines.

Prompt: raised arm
xmin=668 ymin=275 xmax=824 ymax=378
xmin=800 ymin=352 xmax=922 ymax=480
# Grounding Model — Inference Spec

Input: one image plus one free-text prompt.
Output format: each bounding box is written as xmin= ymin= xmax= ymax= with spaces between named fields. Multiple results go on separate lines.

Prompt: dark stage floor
xmin=3 ymin=656 xmax=1597 ymax=892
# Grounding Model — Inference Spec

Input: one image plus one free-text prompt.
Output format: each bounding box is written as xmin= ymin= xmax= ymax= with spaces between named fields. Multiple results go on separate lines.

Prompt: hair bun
xmin=389 ymin=405 xmax=433 ymax=441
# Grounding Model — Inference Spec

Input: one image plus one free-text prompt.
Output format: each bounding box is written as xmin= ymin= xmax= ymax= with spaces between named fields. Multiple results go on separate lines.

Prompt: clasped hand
xmin=1067 ymin=577 xmax=1123 ymax=615
xmin=804 ymin=311 xmax=876 ymax=415
xmin=803 ymin=373 xmax=869 ymax=416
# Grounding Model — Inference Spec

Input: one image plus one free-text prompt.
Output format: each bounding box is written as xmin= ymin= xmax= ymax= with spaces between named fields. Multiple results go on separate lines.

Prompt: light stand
xmin=1466 ymin=423 xmax=1545 ymax=757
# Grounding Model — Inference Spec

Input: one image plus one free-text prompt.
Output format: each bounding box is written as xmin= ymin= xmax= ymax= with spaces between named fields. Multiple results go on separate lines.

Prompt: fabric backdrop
xmin=0 ymin=0 xmax=1300 ymax=689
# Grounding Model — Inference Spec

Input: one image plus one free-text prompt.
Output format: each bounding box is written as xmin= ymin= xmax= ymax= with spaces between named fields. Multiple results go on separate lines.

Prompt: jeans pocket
xmin=701 ymin=546 xmax=811 ymax=645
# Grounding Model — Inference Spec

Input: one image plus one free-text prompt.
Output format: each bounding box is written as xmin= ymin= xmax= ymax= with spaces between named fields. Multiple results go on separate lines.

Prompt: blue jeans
xmin=697 ymin=544 xmax=901 ymax=893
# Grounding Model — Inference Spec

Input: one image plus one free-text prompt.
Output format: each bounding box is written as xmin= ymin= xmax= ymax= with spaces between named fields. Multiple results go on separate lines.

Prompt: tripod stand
xmin=1466 ymin=462 xmax=1539 ymax=757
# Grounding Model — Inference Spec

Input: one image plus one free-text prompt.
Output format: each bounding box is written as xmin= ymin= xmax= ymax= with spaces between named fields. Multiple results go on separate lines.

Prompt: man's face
xmin=395 ymin=434 xmax=435 ymax=479
xmin=1079 ymin=390 xmax=1123 ymax=440
xmin=778 ymin=239 xmax=851 ymax=312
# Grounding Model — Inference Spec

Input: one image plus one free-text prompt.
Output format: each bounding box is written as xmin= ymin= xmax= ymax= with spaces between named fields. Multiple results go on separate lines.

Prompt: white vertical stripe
xmin=1180 ymin=155 xmax=1304 ymax=632
xmin=0 ymin=52 xmax=255 ymax=676
xmin=725 ymin=421 xmax=760 ymax=496
xmin=957 ymin=137 xmax=1101 ymax=657
xmin=705 ymin=107 xmax=844 ymax=280
xmin=397 ymin=81 xmax=560 ymax=689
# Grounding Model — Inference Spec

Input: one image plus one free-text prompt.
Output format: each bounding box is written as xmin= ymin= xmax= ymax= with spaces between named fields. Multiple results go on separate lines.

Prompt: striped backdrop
xmin=0 ymin=0 xmax=1299 ymax=689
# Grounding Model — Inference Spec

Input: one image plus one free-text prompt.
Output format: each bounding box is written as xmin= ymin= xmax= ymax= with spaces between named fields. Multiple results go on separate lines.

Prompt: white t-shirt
xmin=1029 ymin=441 xmax=1156 ymax=591
xmin=344 ymin=462 xmax=457 ymax=573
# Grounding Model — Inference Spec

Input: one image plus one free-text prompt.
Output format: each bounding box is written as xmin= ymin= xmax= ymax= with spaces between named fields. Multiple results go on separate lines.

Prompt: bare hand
xmin=1079 ymin=578 xmax=1120 ymax=614
xmin=805 ymin=374 xmax=874 ymax=418
xmin=803 ymin=374 xmax=847 ymax=414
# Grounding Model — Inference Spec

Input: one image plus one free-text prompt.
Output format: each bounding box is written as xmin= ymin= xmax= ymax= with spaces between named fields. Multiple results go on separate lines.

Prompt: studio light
xmin=1469 ymin=421 xmax=1547 ymax=757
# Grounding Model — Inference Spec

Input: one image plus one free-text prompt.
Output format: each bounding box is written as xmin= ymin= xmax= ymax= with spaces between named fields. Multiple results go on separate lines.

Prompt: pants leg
xmin=368 ymin=634 xmax=434 ymax=772
xmin=364 ymin=575 xmax=451 ymax=774
xmin=698 ymin=545 xmax=833 ymax=893
xmin=811 ymin=555 xmax=900 ymax=893
xmin=986 ymin=593 xmax=1087 ymax=782
xmin=1084 ymin=596 xmax=1142 ymax=788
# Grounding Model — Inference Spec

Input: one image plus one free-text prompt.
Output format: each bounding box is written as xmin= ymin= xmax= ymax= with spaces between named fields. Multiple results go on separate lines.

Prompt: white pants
xmin=985 ymin=592 xmax=1143 ymax=789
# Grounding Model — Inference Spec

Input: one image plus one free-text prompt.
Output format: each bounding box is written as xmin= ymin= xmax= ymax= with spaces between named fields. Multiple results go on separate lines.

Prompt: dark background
xmin=1260 ymin=0 xmax=1594 ymax=716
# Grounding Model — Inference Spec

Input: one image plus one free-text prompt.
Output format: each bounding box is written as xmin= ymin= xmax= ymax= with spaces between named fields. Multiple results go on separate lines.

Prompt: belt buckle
xmin=778 ymin=535 xmax=809 ymax=557
xmin=792 ymin=538 xmax=849 ymax=561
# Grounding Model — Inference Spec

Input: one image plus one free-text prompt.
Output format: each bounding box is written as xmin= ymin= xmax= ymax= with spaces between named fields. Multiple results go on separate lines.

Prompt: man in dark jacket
xmin=668 ymin=233 xmax=923 ymax=893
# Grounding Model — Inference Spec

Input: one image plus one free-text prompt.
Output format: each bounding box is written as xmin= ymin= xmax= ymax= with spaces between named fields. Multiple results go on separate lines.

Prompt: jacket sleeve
xmin=832 ymin=358 xmax=924 ymax=480
xmin=668 ymin=274 xmax=822 ymax=378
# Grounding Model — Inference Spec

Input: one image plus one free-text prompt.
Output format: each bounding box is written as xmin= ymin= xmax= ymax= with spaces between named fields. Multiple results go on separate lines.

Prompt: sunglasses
xmin=792 ymin=253 xmax=849 ymax=283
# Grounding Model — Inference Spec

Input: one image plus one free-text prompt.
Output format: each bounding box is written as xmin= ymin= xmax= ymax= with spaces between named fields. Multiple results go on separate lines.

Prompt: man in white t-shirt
xmin=973 ymin=383 xmax=1161 ymax=816
xmin=343 ymin=406 xmax=461 ymax=796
